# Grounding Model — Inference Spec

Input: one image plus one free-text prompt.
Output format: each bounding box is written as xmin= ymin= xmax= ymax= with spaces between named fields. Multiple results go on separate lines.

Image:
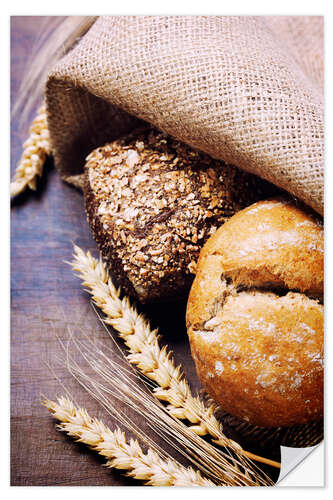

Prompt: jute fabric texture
xmin=46 ymin=16 xmax=324 ymax=214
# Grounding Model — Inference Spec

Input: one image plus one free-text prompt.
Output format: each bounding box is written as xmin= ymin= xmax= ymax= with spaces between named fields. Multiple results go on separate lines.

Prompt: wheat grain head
xmin=11 ymin=105 xmax=51 ymax=198
xmin=44 ymin=396 xmax=214 ymax=486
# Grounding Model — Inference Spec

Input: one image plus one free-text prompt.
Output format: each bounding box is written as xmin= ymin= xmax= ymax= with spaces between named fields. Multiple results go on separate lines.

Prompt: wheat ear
xmin=70 ymin=244 xmax=280 ymax=470
xmin=10 ymin=105 xmax=51 ymax=198
xmin=44 ymin=396 xmax=214 ymax=486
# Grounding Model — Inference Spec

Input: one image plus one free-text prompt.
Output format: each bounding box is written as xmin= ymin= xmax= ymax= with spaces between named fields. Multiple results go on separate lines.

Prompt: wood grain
xmin=10 ymin=17 xmax=200 ymax=486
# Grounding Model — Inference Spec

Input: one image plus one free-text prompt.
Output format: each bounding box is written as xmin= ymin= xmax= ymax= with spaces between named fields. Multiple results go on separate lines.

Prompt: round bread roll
xmin=83 ymin=127 xmax=276 ymax=303
xmin=186 ymin=198 xmax=323 ymax=428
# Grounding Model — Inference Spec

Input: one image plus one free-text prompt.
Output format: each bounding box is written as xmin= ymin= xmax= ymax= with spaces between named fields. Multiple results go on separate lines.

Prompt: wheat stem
xmin=11 ymin=104 xmax=51 ymax=198
xmin=56 ymin=333 xmax=270 ymax=485
xmin=70 ymin=244 xmax=280 ymax=470
xmin=44 ymin=396 xmax=214 ymax=486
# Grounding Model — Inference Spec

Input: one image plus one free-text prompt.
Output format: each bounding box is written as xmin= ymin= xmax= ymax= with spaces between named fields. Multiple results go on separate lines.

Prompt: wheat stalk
xmin=10 ymin=104 xmax=51 ymax=198
xmin=70 ymin=244 xmax=280 ymax=470
xmin=44 ymin=396 xmax=214 ymax=486
xmin=53 ymin=330 xmax=272 ymax=485
xmin=70 ymin=245 xmax=230 ymax=444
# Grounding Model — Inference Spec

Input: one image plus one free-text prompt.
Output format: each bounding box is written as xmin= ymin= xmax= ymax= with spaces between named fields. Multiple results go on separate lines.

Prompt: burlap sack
xmin=46 ymin=16 xmax=324 ymax=215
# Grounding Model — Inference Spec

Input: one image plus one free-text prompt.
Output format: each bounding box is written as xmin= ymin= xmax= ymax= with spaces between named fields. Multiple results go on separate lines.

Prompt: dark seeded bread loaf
xmin=83 ymin=127 xmax=278 ymax=303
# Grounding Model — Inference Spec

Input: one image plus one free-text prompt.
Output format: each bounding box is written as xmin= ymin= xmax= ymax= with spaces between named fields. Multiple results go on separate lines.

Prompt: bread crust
xmin=83 ymin=128 xmax=277 ymax=303
xmin=186 ymin=198 xmax=323 ymax=428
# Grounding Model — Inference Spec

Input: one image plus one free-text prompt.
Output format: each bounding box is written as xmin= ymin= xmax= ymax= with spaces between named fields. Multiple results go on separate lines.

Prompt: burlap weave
xmin=46 ymin=16 xmax=324 ymax=215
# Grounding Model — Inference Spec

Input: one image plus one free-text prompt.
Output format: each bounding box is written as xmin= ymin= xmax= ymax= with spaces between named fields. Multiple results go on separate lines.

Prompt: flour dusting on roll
xmin=186 ymin=198 xmax=323 ymax=428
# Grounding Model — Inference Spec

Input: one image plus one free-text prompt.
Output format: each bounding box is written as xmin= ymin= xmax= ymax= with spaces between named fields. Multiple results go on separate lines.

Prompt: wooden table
xmin=10 ymin=16 xmax=283 ymax=487
xmin=10 ymin=17 xmax=202 ymax=486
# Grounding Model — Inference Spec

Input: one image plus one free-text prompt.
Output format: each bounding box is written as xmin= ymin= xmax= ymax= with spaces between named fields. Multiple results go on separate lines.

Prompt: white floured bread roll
xmin=186 ymin=198 xmax=323 ymax=428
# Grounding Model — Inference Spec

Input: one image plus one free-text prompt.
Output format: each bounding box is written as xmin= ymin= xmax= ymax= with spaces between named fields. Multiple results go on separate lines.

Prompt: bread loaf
xmin=83 ymin=127 xmax=277 ymax=303
xmin=186 ymin=198 xmax=323 ymax=428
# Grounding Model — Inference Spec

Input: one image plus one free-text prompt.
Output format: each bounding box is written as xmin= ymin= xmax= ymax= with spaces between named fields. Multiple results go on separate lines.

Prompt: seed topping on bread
xmin=84 ymin=128 xmax=275 ymax=302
